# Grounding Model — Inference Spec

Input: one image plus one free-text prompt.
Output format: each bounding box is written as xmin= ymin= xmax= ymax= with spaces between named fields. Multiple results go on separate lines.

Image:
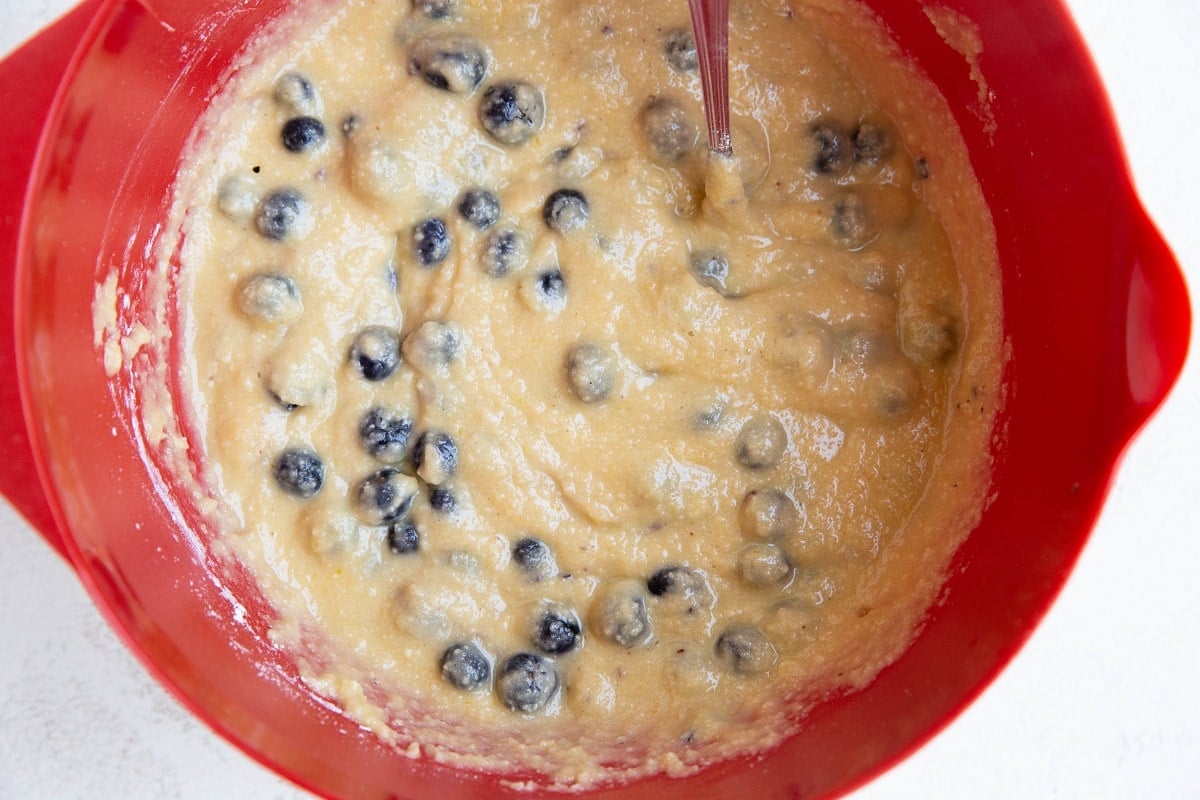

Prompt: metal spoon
xmin=687 ymin=0 xmax=732 ymax=157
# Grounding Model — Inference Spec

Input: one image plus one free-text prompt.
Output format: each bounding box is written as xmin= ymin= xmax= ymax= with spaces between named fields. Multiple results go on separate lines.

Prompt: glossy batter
xmin=172 ymin=0 xmax=1002 ymax=787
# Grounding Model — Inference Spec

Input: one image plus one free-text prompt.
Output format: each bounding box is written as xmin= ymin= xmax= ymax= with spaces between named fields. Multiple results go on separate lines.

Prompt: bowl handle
xmin=1121 ymin=213 xmax=1191 ymax=431
xmin=0 ymin=0 xmax=104 ymax=563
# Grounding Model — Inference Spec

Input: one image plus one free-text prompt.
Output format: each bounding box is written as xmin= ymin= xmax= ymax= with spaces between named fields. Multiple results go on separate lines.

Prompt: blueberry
xmin=735 ymin=413 xmax=787 ymax=469
xmin=483 ymin=229 xmax=526 ymax=277
xmin=409 ymin=35 xmax=488 ymax=94
xmin=413 ymin=0 xmax=455 ymax=19
xmin=341 ymin=113 xmax=361 ymax=137
xmin=265 ymin=355 xmax=327 ymax=412
xmin=519 ymin=267 xmax=568 ymax=315
xmin=737 ymin=543 xmax=791 ymax=586
xmin=899 ymin=305 xmax=959 ymax=365
xmin=349 ymin=326 xmax=402 ymax=381
xmin=641 ymin=98 xmax=696 ymax=162
xmin=255 ymin=188 xmax=312 ymax=241
xmin=663 ymin=28 xmax=698 ymax=72
xmin=356 ymin=467 xmax=419 ymax=525
xmin=590 ymin=580 xmax=652 ymax=647
xmin=512 ymin=537 xmax=557 ymax=582
xmin=714 ymin=624 xmax=777 ymax=675
xmin=413 ymin=429 xmax=458 ymax=485
xmin=536 ymin=268 xmax=566 ymax=303
xmin=216 ymin=174 xmax=258 ymax=222
xmin=496 ymin=652 xmax=559 ymax=713
xmin=566 ymin=341 xmax=619 ymax=403
xmin=646 ymin=565 xmax=713 ymax=615
xmin=542 ymin=188 xmax=590 ymax=233
xmin=441 ymin=642 xmax=490 ymax=691
xmin=647 ymin=565 xmax=700 ymax=597
xmin=692 ymin=401 xmax=725 ymax=429
xmin=429 ymin=485 xmax=457 ymax=514
xmin=533 ymin=606 xmax=581 ymax=655
xmin=648 ymin=563 xmax=700 ymax=594
xmin=273 ymin=448 xmax=324 ymax=498
xmin=387 ymin=517 xmax=421 ymax=554
xmin=853 ymin=122 xmax=891 ymax=164
xmin=413 ymin=217 xmax=451 ymax=267
xmin=237 ymin=273 xmax=302 ymax=324
xmin=402 ymin=320 xmax=464 ymax=369
xmin=830 ymin=191 xmax=876 ymax=250
xmin=273 ymin=72 xmax=319 ymax=115
xmin=811 ymin=121 xmax=853 ymax=176
xmin=281 ymin=116 xmax=326 ymax=153
xmin=267 ymin=389 xmax=299 ymax=412
xmin=457 ymin=188 xmax=501 ymax=229
xmin=360 ymin=406 xmax=413 ymax=462
xmin=479 ymin=82 xmax=545 ymax=145
xmin=738 ymin=488 xmax=800 ymax=539
xmin=689 ymin=251 xmax=732 ymax=297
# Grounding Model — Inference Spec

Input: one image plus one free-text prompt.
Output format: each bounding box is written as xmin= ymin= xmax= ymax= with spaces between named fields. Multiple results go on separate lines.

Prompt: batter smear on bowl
xmin=171 ymin=0 xmax=1004 ymax=787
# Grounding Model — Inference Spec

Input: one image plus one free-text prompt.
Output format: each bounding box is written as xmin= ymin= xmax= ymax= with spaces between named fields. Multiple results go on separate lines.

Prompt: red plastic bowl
xmin=0 ymin=0 xmax=1190 ymax=798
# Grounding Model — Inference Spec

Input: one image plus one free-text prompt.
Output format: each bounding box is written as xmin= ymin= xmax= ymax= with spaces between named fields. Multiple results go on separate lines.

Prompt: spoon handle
xmin=688 ymin=0 xmax=732 ymax=157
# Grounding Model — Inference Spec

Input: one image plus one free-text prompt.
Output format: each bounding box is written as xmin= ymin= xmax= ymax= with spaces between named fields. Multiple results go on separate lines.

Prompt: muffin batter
xmin=171 ymin=0 xmax=1003 ymax=787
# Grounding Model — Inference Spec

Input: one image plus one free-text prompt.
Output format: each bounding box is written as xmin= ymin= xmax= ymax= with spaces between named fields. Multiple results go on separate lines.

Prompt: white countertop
xmin=2 ymin=2 xmax=1197 ymax=798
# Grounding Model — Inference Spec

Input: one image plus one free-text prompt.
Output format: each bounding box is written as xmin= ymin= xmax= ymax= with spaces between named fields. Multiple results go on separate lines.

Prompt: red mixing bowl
xmin=0 ymin=0 xmax=1190 ymax=797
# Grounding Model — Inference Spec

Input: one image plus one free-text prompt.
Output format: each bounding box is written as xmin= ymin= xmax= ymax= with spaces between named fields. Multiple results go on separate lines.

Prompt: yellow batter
xmin=171 ymin=0 xmax=1003 ymax=787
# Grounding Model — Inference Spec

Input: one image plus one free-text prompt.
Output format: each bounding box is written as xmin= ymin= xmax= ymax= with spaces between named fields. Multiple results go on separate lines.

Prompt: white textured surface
xmin=2 ymin=1 xmax=1197 ymax=798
